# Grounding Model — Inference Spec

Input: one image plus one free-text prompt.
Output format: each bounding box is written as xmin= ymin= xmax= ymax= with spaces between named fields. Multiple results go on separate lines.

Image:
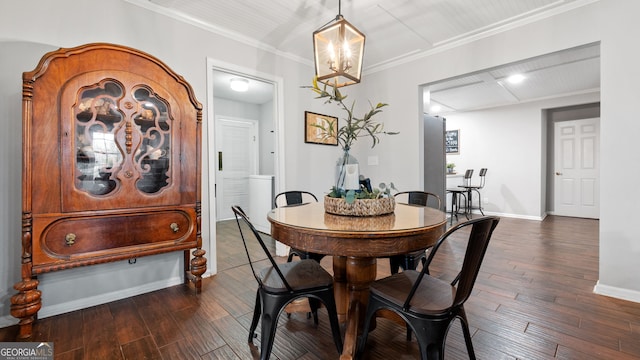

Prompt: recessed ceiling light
xmin=506 ymin=74 xmax=526 ymax=84
xmin=230 ymin=78 xmax=249 ymax=92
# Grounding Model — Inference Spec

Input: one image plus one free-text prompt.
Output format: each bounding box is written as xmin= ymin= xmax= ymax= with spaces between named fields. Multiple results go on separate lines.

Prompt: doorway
xmin=552 ymin=117 xmax=600 ymax=218
xmin=215 ymin=117 xmax=258 ymax=220
xmin=205 ymin=59 xmax=285 ymax=274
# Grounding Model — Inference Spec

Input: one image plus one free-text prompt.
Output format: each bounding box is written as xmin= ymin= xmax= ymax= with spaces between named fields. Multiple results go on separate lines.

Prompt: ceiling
xmin=129 ymin=0 xmax=600 ymax=112
xmin=211 ymin=70 xmax=275 ymax=105
xmin=427 ymin=42 xmax=599 ymax=114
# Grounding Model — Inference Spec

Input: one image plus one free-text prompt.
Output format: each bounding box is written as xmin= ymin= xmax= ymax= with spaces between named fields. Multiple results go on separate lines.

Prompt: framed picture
xmin=445 ymin=129 xmax=459 ymax=154
xmin=305 ymin=111 xmax=338 ymax=146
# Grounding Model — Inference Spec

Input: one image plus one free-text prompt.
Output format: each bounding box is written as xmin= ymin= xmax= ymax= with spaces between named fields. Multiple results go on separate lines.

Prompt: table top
xmin=267 ymin=202 xmax=447 ymax=257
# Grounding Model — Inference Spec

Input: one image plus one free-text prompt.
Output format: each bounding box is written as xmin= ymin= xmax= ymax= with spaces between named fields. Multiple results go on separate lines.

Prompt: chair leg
xmin=465 ymin=190 xmax=472 ymax=219
xmin=460 ymin=193 xmax=469 ymax=219
xmin=259 ymin=293 xmax=290 ymax=360
xmin=474 ymin=189 xmax=484 ymax=215
xmin=411 ymin=320 xmax=449 ymax=360
xmin=448 ymin=192 xmax=458 ymax=224
xmin=308 ymin=297 xmax=320 ymax=325
xmin=317 ymin=292 xmax=343 ymax=354
xmin=458 ymin=308 xmax=477 ymax=360
xmin=404 ymin=256 xmax=416 ymax=271
xmin=248 ymin=291 xmax=261 ymax=342
xmin=389 ymin=257 xmax=401 ymax=275
xmin=286 ymin=251 xmax=296 ymax=262
xmin=357 ymin=297 xmax=381 ymax=358
xmin=259 ymin=313 xmax=278 ymax=360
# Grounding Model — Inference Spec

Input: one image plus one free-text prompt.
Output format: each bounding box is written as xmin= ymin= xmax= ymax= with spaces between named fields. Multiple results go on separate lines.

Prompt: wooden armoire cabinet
xmin=11 ymin=43 xmax=206 ymax=339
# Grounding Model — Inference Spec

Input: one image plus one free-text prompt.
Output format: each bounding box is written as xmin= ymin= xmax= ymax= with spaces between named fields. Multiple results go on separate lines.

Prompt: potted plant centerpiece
xmin=447 ymin=163 xmax=456 ymax=173
xmin=306 ymin=77 xmax=398 ymax=216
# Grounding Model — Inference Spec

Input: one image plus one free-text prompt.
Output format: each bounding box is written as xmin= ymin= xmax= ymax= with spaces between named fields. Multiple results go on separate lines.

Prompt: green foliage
xmin=305 ymin=77 xmax=398 ymax=151
xmin=328 ymin=182 xmax=398 ymax=204
xmin=446 ymin=163 xmax=455 ymax=169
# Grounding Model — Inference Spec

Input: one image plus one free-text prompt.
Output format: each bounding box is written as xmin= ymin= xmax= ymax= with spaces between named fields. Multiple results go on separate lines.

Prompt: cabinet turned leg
xmin=190 ymin=248 xmax=207 ymax=292
xmin=10 ymin=278 xmax=41 ymax=339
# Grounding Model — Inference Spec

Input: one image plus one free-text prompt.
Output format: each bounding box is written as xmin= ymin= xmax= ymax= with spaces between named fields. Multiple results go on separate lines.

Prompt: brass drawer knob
xmin=170 ymin=223 xmax=179 ymax=233
xmin=65 ymin=233 xmax=76 ymax=246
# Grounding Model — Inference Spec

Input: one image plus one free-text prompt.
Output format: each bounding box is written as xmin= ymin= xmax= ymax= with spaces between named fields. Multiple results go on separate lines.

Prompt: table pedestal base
xmin=334 ymin=256 xmax=377 ymax=360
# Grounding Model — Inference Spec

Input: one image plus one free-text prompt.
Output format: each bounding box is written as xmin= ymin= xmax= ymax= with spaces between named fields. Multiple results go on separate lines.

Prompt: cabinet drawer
xmin=36 ymin=210 xmax=195 ymax=263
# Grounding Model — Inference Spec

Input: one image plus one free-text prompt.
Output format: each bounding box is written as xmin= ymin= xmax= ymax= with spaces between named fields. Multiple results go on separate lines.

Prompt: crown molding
xmin=125 ymin=0 xmax=598 ymax=73
xmin=364 ymin=0 xmax=600 ymax=75
xmin=124 ymin=0 xmax=312 ymax=66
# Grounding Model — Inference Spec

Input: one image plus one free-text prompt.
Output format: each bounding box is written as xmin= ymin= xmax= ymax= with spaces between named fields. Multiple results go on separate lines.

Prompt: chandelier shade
xmin=313 ymin=15 xmax=365 ymax=88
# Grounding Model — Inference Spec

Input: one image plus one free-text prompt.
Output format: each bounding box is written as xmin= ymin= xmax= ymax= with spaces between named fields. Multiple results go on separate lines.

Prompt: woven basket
xmin=324 ymin=195 xmax=395 ymax=217
xmin=324 ymin=212 xmax=396 ymax=230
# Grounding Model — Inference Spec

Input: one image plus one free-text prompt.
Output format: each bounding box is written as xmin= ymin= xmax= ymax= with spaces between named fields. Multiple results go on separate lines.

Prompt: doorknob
xmin=555 ymin=172 xmax=562 ymax=175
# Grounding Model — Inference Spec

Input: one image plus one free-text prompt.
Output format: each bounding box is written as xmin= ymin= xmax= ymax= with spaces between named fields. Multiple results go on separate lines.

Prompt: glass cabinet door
xmin=75 ymin=80 xmax=124 ymax=195
xmin=73 ymin=81 xmax=172 ymax=196
xmin=132 ymin=86 xmax=171 ymax=194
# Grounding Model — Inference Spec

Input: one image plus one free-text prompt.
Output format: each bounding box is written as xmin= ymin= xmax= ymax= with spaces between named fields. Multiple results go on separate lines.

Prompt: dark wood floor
xmin=2 ymin=215 xmax=640 ymax=359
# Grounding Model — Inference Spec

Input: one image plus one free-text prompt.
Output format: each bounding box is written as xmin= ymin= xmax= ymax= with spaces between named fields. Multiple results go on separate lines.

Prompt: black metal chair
xmin=273 ymin=191 xmax=326 ymax=263
xmin=357 ymin=216 xmax=500 ymax=360
xmin=447 ymin=169 xmax=473 ymax=222
xmin=232 ymin=205 xmax=343 ymax=360
xmin=388 ymin=191 xmax=442 ymax=274
xmin=458 ymin=168 xmax=487 ymax=215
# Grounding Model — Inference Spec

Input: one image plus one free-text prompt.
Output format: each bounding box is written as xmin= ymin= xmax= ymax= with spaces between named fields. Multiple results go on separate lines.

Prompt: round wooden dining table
xmin=267 ymin=201 xmax=447 ymax=360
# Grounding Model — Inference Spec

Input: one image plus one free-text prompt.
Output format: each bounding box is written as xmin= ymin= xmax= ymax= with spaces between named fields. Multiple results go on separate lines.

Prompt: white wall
xmin=596 ymin=0 xmax=640 ymax=301
xmin=0 ymin=0 xmax=318 ymax=327
xmin=259 ymin=100 xmax=275 ymax=175
xmin=214 ymin=98 xmax=262 ymax=120
xmin=1 ymin=0 xmax=639 ymax=329
xmin=444 ymin=92 xmax=600 ymax=219
xmin=359 ymin=0 xmax=640 ymax=301
xmin=355 ymin=2 xmax=601 ymax=193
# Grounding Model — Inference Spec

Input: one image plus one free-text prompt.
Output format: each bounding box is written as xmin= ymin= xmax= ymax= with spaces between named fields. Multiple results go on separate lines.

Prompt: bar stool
xmin=446 ymin=169 xmax=473 ymax=222
xmin=459 ymin=168 xmax=487 ymax=215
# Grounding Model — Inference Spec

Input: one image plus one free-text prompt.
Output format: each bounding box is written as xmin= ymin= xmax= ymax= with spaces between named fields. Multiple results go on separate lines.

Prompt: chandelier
xmin=313 ymin=0 xmax=365 ymax=88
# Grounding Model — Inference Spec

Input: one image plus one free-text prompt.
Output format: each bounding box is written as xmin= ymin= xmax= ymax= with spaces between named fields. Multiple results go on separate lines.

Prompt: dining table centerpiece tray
xmin=324 ymin=191 xmax=395 ymax=216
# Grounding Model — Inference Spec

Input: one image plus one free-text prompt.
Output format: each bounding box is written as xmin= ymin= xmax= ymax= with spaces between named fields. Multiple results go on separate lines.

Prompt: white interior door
xmin=215 ymin=117 xmax=258 ymax=220
xmin=553 ymin=118 xmax=600 ymax=218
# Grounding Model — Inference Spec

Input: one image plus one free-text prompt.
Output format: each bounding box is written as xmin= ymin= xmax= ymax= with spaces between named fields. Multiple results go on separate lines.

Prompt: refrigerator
xmin=248 ymin=174 xmax=274 ymax=234
xmin=423 ymin=114 xmax=446 ymax=209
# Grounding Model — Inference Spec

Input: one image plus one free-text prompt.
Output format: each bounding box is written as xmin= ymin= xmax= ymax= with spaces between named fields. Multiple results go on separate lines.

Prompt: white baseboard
xmin=449 ymin=210 xmax=545 ymax=221
xmin=0 ymin=272 xmax=218 ymax=330
xmin=38 ymin=275 xmax=184 ymax=318
xmin=0 ymin=275 xmax=183 ymax=330
xmin=0 ymin=314 xmax=15 ymax=329
xmin=594 ymin=281 xmax=640 ymax=303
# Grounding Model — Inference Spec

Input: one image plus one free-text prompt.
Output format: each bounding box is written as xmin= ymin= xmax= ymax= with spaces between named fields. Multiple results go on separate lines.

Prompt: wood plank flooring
xmin=2 ymin=215 xmax=640 ymax=359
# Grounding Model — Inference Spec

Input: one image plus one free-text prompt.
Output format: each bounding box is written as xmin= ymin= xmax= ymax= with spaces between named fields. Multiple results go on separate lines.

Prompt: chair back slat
xmin=402 ymin=216 xmax=499 ymax=311
xmin=453 ymin=217 xmax=498 ymax=306
xmin=285 ymin=192 xmax=303 ymax=205
xmin=395 ymin=191 xmax=442 ymax=210
xmin=478 ymin=168 xmax=487 ymax=188
xmin=463 ymin=169 xmax=474 ymax=186
xmin=274 ymin=191 xmax=318 ymax=208
xmin=232 ymin=205 xmax=294 ymax=292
